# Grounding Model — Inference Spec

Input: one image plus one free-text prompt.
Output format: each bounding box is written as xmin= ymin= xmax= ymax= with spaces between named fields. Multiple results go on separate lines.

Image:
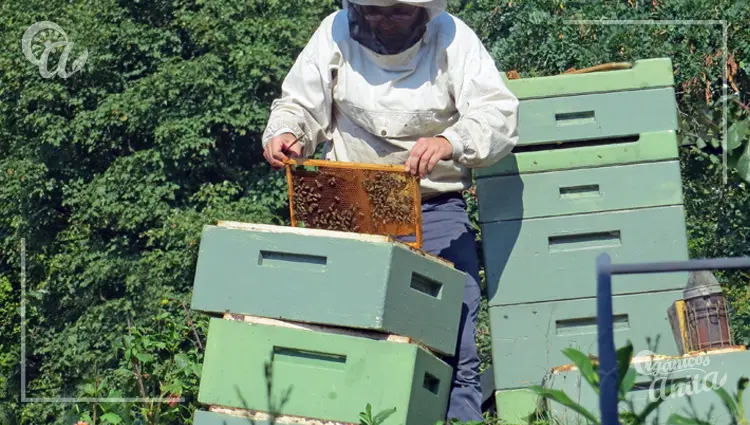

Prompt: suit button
xmin=381 ymin=129 xmax=387 ymax=136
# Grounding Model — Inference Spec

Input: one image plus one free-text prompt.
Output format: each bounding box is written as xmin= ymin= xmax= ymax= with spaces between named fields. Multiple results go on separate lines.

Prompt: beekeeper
xmin=261 ymin=0 xmax=519 ymax=420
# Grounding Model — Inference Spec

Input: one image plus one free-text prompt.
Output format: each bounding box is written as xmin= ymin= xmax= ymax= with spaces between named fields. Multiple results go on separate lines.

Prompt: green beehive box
xmin=488 ymin=290 xmax=683 ymax=390
xmin=190 ymin=223 xmax=465 ymax=355
xmin=475 ymin=130 xmax=680 ymax=178
xmin=493 ymin=389 xmax=543 ymax=425
xmin=197 ymin=318 xmax=453 ymax=425
xmin=514 ymin=87 xmax=677 ymax=147
xmin=545 ymin=349 xmax=750 ymax=424
xmin=503 ymin=58 xmax=675 ymax=100
xmin=476 ymin=160 xmax=683 ymax=223
xmin=194 ymin=409 xmax=352 ymax=424
xmin=482 ymin=205 xmax=689 ymax=306
xmin=194 ymin=410 xmax=275 ymax=425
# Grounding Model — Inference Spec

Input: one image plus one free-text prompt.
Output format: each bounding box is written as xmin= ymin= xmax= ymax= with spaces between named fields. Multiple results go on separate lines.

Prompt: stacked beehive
xmin=548 ymin=271 xmax=750 ymax=423
xmin=474 ymin=58 xmax=691 ymax=423
xmin=188 ymin=221 xmax=467 ymax=425
xmin=547 ymin=343 xmax=750 ymax=423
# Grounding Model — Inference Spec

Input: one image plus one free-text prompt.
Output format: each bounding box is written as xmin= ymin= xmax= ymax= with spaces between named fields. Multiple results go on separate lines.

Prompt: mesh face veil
xmin=343 ymin=0 xmax=444 ymax=55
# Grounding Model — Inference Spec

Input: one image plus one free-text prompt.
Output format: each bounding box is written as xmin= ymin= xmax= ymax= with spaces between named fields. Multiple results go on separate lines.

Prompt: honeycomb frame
xmin=284 ymin=159 xmax=424 ymax=249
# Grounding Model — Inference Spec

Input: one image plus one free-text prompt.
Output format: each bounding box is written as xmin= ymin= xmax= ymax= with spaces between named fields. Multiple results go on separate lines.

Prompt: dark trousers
xmin=398 ymin=192 xmax=483 ymax=422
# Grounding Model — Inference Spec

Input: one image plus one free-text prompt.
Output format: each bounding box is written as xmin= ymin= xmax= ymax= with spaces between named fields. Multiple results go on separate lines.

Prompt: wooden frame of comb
xmin=283 ymin=158 xmax=424 ymax=249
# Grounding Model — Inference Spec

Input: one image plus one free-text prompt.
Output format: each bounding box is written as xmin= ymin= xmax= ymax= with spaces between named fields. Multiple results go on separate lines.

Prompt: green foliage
xmin=451 ymin=0 xmax=750 ymax=182
xmin=530 ymin=341 xmax=675 ymax=425
xmin=50 ymin=299 xmax=207 ymax=425
xmin=524 ymin=341 xmax=750 ymax=425
xmin=0 ymin=276 xmax=20 ymax=425
xmin=666 ymin=377 xmax=749 ymax=425
xmin=359 ymin=404 xmax=397 ymax=425
xmin=680 ymin=96 xmax=750 ymax=182
xmin=681 ymin=150 xmax=750 ymax=345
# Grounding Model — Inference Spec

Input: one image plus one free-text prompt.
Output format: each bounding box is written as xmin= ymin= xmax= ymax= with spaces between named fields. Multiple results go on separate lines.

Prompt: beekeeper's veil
xmin=342 ymin=0 xmax=447 ymax=56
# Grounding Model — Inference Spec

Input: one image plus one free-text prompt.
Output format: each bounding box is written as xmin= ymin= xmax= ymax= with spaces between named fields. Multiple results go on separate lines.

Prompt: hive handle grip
xmin=559 ymin=184 xmax=601 ymax=199
xmin=272 ymin=347 xmax=347 ymax=370
xmin=549 ymin=230 xmax=622 ymax=252
xmin=555 ymin=110 xmax=596 ymax=127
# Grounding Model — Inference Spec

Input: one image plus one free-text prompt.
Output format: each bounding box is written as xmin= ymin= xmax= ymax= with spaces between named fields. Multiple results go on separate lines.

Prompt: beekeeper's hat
xmin=341 ymin=0 xmax=447 ymax=12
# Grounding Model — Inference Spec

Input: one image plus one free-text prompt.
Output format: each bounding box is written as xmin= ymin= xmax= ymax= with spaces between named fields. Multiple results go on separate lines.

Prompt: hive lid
xmin=502 ymin=58 xmax=675 ymax=100
xmin=214 ymin=221 xmax=453 ymax=267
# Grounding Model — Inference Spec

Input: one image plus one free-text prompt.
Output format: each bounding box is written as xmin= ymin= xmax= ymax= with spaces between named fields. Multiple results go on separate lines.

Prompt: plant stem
xmin=126 ymin=316 xmax=148 ymax=399
xmin=180 ymin=301 xmax=204 ymax=351
xmin=93 ymin=378 xmax=98 ymax=425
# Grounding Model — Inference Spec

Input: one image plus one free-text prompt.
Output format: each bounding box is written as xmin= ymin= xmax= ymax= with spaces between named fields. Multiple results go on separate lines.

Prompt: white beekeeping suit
xmin=262 ymin=0 xmax=519 ymax=199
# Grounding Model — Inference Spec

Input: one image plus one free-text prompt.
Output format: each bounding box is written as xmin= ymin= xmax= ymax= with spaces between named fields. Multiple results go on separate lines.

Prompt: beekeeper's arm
xmin=437 ymin=30 xmax=520 ymax=169
xmin=261 ymin=26 xmax=333 ymax=160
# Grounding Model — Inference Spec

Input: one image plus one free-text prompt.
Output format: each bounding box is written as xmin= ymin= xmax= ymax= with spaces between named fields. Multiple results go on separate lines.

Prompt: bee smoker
xmin=683 ymin=270 xmax=733 ymax=351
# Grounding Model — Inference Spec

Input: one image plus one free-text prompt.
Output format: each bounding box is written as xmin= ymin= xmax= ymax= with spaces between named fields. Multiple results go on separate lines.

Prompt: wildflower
xmin=166 ymin=394 xmax=181 ymax=407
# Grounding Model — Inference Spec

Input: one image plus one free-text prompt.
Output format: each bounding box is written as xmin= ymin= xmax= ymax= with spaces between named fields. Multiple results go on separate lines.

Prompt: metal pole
xmin=597 ymin=253 xmax=620 ymax=425
xmin=609 ymin=257 xmax=750 ymax=275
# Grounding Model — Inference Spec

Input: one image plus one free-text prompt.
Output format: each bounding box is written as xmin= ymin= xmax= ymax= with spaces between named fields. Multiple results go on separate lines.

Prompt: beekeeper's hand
xmin=264 ymin=133 xmax=302 ymax=170
xmin=405 ymin=136 xmax=453 ymax=178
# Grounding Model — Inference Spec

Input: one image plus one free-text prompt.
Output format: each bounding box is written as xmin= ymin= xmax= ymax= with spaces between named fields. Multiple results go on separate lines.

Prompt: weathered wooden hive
xmin=188 ymin=217 xmax=468 ymax=424
xmin=475 ymin=58 xmax=696 ymax=423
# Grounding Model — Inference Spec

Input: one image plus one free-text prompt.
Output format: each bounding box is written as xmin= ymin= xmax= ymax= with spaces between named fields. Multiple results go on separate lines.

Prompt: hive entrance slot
xmin=560 ymin=184 xmax=601 ymax=199
xmin=556 ymin=314 xmax=630 ymax=336
xmin=272 ymin=346 xmax=348 ymax=370
xmin=548 ymin=230 xmax=622 ymax=252
xmin=555 ymin=110 xmax=596 ymax=127
xmin=410 ymin=272 xmax=443 ymax=299
xmin=423 ymin=372 xmax=441 ymax=395
xmin=513 ymin=135 xmax=640 ymax=153
xmin=258 ymin=250 xmax=327 ymax=272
